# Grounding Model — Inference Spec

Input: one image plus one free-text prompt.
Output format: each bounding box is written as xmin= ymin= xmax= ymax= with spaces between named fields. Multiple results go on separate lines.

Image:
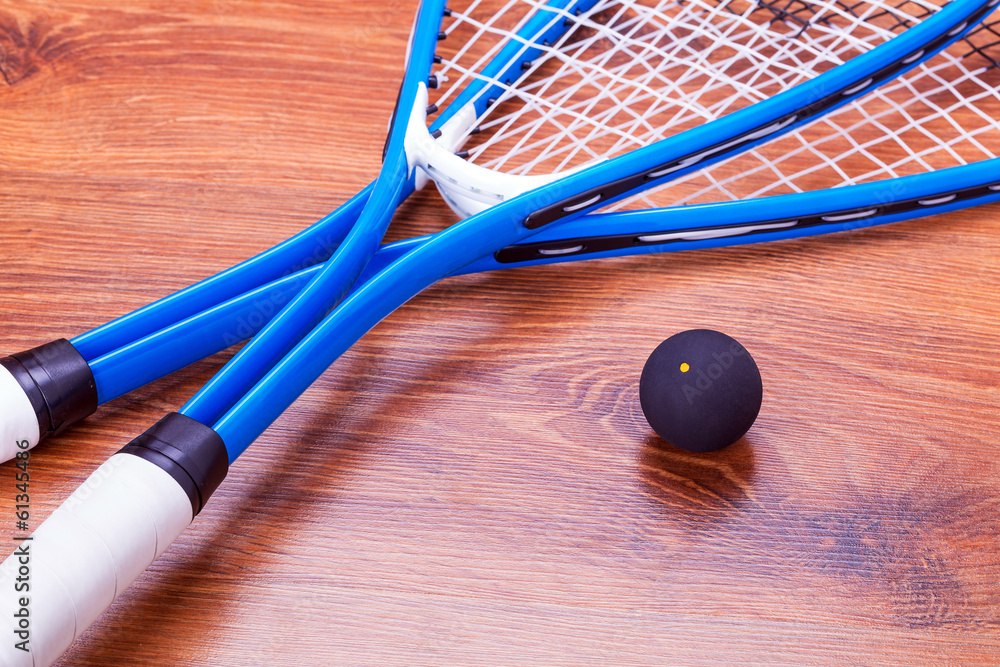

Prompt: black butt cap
xmin=0 ymin=339 xmax=98 ymax=440
xmin=119 ymin=412 xmax=229 ymax=516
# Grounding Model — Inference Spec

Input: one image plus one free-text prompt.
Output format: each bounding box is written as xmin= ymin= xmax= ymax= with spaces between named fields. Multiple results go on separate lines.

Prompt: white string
xmin=430 ymin=0 xmax=1000 ymax=209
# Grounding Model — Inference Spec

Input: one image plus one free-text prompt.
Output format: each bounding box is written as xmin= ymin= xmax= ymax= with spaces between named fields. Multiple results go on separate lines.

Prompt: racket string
xmin=961 ymin=17 xmax=1000 ymax=65
xmin=440 ymin=0 xmax=932 ymax=157
xmin=426 ymin=0 xmax=999 ymax=212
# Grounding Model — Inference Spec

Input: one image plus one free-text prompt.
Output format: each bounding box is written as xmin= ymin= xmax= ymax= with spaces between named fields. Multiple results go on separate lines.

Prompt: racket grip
xmin=0 ymin=413 xmax=228 ymax=667
xmin=0 ymin=339 xmax=98 ymax=462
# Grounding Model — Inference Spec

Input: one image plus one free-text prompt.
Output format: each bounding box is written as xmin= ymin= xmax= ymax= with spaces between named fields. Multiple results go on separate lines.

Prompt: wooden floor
xmin=2 ymin=1 xmax=999 ymax=665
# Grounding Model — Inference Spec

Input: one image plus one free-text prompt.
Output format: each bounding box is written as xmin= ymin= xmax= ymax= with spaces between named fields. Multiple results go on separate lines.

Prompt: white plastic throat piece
xmin=402 ymin=82 xmax=600 ymax=219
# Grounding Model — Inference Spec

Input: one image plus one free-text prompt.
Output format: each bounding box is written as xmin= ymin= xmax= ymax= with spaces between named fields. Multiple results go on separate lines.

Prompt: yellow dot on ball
xmin=679 ymin=362 xmax=690 ymax=373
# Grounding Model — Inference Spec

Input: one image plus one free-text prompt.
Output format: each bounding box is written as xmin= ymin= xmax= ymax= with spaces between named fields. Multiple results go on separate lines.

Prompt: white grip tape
xmin=0 ymin=453 xmax=193 ymax=666
xmin=0 ymin=365 xmax=40 ymax=464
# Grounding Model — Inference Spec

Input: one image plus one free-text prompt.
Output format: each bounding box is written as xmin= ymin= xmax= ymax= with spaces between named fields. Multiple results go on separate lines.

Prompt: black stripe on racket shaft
xmin=382 ymin=8 xmax=452 ymax=161
xmin=382 ymin=79 xmax=407 ymax=163
xmin=496 ymin=180 xmax=1000 ymax=263
xmin=522 ymin=6 xmax=995 ymax=230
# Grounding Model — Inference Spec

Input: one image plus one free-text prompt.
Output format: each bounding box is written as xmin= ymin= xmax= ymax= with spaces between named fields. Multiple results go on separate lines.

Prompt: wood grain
xmin=2 ymin=1 xmax=1000 ymax=665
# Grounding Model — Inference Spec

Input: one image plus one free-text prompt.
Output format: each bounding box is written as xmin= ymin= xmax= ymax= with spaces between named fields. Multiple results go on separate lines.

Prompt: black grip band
xmin=0 ymin=339 xmax=98 ymax=440
xmin=119 ymin=412 xmax=229 ymax=516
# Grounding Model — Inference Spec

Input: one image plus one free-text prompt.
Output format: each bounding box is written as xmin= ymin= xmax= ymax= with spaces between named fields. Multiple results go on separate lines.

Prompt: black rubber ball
xmin=639 ymin=329 xmax=762 ymax=452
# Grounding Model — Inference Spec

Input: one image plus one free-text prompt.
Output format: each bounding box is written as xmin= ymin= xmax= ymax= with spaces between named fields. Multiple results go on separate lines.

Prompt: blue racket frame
xmin=68 ymin=0 xmax=996 ymax=380
xmin=66 ymin=0 xmax=999 ymax=418
xmin=87 ymin=161 xmax=1000 ymax=405
xmin=211 ymin=0 xmax=999 ymax=459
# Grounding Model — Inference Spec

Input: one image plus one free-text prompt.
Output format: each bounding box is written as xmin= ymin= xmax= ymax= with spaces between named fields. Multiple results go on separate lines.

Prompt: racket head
xmin=414 ymin=0 xmax=999 ymax=224
xmin=218 ymin=0 xmax=999 ymax=455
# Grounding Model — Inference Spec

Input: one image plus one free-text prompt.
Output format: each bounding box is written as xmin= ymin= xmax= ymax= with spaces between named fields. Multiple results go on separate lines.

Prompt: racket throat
xmin=404 ymin=83 xmax=599 ymax=219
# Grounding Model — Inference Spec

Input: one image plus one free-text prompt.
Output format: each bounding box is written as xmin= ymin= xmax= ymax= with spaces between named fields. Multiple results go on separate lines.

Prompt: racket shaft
xmin=50 ymin=160 xmax=1000 ymax=413
xmin=70 ymin=184 xmax=373 ymax=362
xmin=177 ymin=0 xmax=449 ymax=426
